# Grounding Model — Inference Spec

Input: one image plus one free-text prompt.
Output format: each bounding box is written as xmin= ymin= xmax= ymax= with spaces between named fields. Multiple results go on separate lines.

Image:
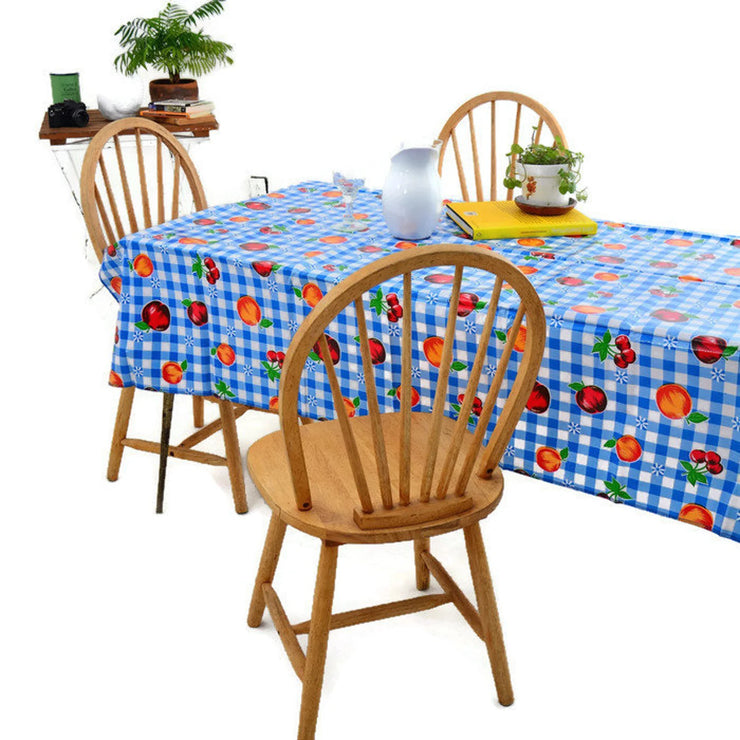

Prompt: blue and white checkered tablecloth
xmin=100 ymin=181 xmax=740 ymax=542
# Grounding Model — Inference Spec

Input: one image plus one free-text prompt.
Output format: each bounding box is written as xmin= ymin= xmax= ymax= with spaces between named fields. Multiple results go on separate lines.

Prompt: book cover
xmin=445 ymin=200 xmax=598 ymax=240
xmin=147 ymin=99 xmax=215 ymax=114
xmin=138 ymin=111 xmax=217 ymax=126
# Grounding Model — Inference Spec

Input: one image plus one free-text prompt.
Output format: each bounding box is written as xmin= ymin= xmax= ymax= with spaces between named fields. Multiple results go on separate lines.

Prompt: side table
xmin=39 ymin=108 xmax=218 ymax=214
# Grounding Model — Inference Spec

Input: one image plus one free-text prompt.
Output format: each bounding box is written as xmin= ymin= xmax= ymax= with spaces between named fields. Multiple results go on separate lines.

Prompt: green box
xmin=50 ymin=72 xmax=81 ymax=103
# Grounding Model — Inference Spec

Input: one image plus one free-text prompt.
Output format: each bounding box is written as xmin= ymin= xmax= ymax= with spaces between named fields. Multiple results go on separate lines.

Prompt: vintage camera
xmin=48 ymin=99 xmax=89 ymax=128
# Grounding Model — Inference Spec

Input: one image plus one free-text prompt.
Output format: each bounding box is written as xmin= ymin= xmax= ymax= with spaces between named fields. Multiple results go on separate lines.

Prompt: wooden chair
xmin=80 ymin=117 xmax=247 ymax=513
xmin=437 ymin=91 xmax=568 ymax=201
xmin=246 ymin=243 xmax=546 ymax=738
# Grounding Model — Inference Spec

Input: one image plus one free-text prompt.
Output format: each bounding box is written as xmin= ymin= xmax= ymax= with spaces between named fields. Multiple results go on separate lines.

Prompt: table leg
xmin=156 ymin=393 xmax=175 ymax=514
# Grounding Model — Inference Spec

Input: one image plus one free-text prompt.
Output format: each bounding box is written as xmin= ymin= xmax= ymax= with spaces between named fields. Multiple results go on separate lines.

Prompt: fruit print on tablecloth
xmin=99 ymin=181 xmax=740 ymax=543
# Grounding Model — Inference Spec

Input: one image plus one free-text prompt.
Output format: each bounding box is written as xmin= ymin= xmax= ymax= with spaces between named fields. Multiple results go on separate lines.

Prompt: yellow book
xmin=445 ymin=200 xmax=597 ymax=240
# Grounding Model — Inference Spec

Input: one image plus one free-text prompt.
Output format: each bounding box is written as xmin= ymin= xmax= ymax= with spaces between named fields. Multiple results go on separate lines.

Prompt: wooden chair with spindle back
xmin=80 ymin=117 xmax=247 ymax=513
xmin=437 ymin=91 xmax=568 ymax=202
xmin=246 ymin=243 xmax=546 ymax=739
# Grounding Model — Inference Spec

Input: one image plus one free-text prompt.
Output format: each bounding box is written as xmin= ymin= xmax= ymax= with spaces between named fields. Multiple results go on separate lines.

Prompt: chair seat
xmin=247 ymin=412 xmax=504 ymax=544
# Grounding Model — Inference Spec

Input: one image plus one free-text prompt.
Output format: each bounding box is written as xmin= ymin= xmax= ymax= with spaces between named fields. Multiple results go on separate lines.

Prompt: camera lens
xmin=72 ymin=107 xmax=89 ymax=127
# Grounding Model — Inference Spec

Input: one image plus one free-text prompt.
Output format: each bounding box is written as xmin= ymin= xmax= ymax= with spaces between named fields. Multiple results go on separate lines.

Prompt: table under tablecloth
xmin=99 ymin=181 xmax=740 ymax=542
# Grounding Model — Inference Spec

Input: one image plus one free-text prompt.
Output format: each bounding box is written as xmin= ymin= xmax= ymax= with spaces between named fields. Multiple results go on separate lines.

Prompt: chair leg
xmin=247 ymin=513 xmax=287 ymax=627
xmin=193 ymin=396 xmax=205 ymax=428
xmin=155 ymin=392 xmax=175 ymax=514
xmin=414 ymin=537 xmax=430 ymax=591
xmin=107 ymin=386 xmax=135 ymax=481
xmin=298 ymin=541 xmax=339 ymax=740
xmin=218 ymin=399 xmax=248 ymax=514
xmin=463 ymin=522 xmax=514 ymax=706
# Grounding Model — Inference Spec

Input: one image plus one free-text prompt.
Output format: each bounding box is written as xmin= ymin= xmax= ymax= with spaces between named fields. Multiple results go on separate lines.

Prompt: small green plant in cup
xmin=503 ymin=128 xmax=587 ymax=202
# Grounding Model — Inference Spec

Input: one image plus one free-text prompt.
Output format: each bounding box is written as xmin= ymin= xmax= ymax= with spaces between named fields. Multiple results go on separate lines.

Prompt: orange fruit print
xmin=162 ymin=361 xmax=184 ymax=384
xmin=517 ymin=238 xmax=545 ymax=247
xmin=423 ymin=337 xmax=444 ymax=367
xmin=655 ymin=384 xmax=691 ymax=419
xmin=678 ymin=503 xmax=713 ymax=530
xmin=301 ymin=283 xmax=323 ymax=307
xmin=616 ymin=436 xmax=642 ymax=462
xmin=655 ymin=384 xmax=708 ymax=424
xmin=132 ymin=254 xmax=153 ymax=277
xmin=237 ymin=296 xmax=261 ymax=325
xmin=216 ymin=344 xmax=236 ymax=366
xmin=535 ymin=446 xmax=568 ymax=472
xmin=508 ymin=325 xmax=527 ymax=352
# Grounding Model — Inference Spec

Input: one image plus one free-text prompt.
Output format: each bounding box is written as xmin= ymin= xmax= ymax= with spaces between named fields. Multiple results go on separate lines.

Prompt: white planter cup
xmin=516 ymin=162 xmax=571 ymax=207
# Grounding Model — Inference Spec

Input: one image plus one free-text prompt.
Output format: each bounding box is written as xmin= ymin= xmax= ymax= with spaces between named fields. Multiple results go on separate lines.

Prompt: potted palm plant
xmin=114 ymin=1 xmax=234 ymax=102
xmin=503 ymin=130 xmax=587 ymax=211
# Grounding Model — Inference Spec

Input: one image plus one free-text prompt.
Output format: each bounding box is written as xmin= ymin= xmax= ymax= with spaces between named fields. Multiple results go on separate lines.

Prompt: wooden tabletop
xmin=39 ymin=108 xmax=219 ymax=145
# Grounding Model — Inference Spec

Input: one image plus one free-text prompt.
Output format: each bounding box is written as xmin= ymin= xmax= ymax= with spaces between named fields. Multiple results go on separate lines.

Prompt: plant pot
xmin=516 ymin=163 xmax=570 ymax=208
xmin=149 ymin=78 xmax=199 ymax=102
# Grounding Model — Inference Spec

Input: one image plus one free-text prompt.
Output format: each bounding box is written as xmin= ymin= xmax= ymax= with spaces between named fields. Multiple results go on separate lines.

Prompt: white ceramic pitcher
xmin=382 ymin=143 xmax=442 ymax=241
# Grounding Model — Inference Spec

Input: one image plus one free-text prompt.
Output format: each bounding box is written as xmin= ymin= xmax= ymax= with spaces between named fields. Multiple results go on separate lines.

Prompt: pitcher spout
xmin=391 ymin=144 xmax=440 ymax=170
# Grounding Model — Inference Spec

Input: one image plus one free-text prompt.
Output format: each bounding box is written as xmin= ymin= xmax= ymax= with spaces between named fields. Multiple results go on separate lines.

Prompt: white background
xmin=2 ymin=1 xmax=739 ymax=738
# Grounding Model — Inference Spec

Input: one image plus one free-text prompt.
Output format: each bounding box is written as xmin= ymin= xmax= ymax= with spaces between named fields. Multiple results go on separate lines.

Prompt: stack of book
xmin=139 ymin=99 xmax=215 ymax=126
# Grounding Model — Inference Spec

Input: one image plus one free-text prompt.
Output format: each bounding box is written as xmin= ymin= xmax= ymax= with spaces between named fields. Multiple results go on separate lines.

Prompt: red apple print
xmin=731 ymin=239 xmax=740 ymax=247
xmin=140 ymin=300 xmax=170 ymax=331
xmin=457 ymin=292 xmax=479 ymax=317
xmin=650 ymin=260 xmax=677 ymax=269
xmin=649 ymin=288 xmax=678 ymax=298
xmin=240 ymin=242 xmax=270 ymax=252
xmin=367 ymin=338 xmax=386 ymax=365
xmin=183 ymin=300 xmax=208 ymax=326
xmin=194 ymin=218 xmax=217 ymax=226
xmin=252 ymin=260 xmax=276 ymax=277
xmin=556 ymin=276 xmax=586 ymax=287
xmin=424 ymin=273 xmax=455 ymax=284
xmin=107 ymin=244 xmax=117 ymax=257
xmin=595 ymin=255 xmax=624 ymax=264
xmin=288 ymin=207 xmax=311 ymax=214
xmin=313 ymin=335 xmax=341 ymax=365
xmin=359 ymin=245 xmax=383 ymax=253
xmin=691 ymin=335 xmax=736 ymax=364
xmin=569 ymin=382 xmax=607 ymax=414
xmin=244 ymin=201 xmax=270 ymax=210
xmin=259 ymin=226 xmax=282 ymax=236
xmin=458 ymin=393 xmax=483 ymax=416
xmin=651 ymin=309 xmax=689 ymax=322
xmin=526 ymin=381 xmax=551 ymax=414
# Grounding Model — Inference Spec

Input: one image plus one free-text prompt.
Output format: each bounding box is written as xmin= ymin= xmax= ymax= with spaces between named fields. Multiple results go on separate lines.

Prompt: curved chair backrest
xmin=278 ymin=244 xmax=546 ymax=523
xmin=80 ymin=117 xmax=207 ymax=263
xmin=437 ymin=91 xmax=567 ymax=202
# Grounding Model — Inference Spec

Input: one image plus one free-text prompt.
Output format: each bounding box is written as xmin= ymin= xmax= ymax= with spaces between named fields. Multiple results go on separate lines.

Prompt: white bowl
xmin=96 ymin=75 xmax=145 ymax=120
